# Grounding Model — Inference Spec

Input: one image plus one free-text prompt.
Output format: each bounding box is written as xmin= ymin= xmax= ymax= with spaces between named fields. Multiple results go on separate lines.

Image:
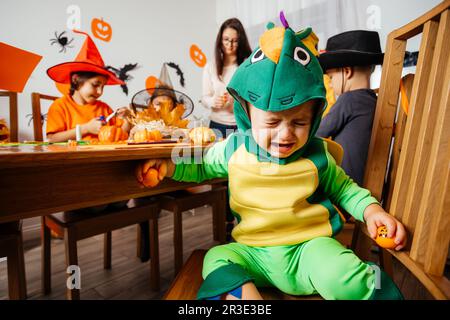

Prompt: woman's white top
xmin=201 ymin=61 xmax=238 ymax=126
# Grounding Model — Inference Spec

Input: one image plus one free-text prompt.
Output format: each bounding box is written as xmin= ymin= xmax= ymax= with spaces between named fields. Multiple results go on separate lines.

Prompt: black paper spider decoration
xmin=26 ymin=113 xmax=47 ymax=127
xmin=50 ymin=31 xmax=74 ymax=53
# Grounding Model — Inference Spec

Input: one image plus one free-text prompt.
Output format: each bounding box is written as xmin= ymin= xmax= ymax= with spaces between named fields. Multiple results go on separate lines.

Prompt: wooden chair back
xmin=0 ymin=91 xmax=18 ymax=142
xmin=360 ymin=0 xmax=450 ymax=299
xmin=31 ymin=92 xmax=57 ymax=141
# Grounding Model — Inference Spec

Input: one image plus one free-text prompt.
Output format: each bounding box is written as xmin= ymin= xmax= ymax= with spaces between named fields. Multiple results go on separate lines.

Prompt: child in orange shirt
xmin=46 ymin=30 xmax=130 ymax=142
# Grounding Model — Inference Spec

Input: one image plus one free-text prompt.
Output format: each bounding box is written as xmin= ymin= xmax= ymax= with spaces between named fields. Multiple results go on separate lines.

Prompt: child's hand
xmin=363 ymin=203 xmax=407 ymax=251
xmin=136 ymin=159 xmax=174 ymax=188
xmin=224 ymin=95 xmax=234 ymax=111
xmin=83 ymin=118 xmax=104 ymax=135
xmin=213 ymin=95 xmax=226 ymax=109
xmin=116 ymin=106 xmax=130 ymax=120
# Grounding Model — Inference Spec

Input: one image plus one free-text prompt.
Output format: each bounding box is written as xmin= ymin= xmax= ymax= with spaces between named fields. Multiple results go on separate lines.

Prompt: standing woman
xmin=201 ymin=18 xmax=252 ymax=139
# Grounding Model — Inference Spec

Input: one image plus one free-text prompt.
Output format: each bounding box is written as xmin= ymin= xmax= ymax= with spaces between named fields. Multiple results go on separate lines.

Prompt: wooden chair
xmin=352 ymin=0 xmax=450 ymax=299
xmin=0 ymin=91 xmax=27 ymax=299
xmin=31 ymin=92 xmax=56 ymax=142
xmin=158 ymin=185 xmax=228 ymax=274
xmin=0 ymin=219 xmax=27 ymax=300
xmin=31 ymin=92 xmax=162 ymax=299
xmin=0 ymin=91 xmax=18 ymax=142
xmin=350 ymin=73 xmax=415 ymax=271
xmin=42 ymin=200 xmax=161 ymax=300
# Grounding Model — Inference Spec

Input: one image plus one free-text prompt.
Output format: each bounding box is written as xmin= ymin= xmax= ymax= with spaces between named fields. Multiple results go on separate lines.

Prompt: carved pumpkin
xmin=0 ymin=118 xmax=10 ymax=142
xmin=98 ymin=125 xmax=128 ymax=142
xmin=375 ymin=226 xmax=397 ymax=249
xmin=136 ymin=160 xmax=167 ymax=188
xmin=190 ymin=44 xmax=207 ymax=67
xmin=91 ymin=18 xmax=112 ymax=42
xmin=133 ymin=129 xmax=162 ymax=143
xmin=189 ymin=127 xmax=216 ymax=145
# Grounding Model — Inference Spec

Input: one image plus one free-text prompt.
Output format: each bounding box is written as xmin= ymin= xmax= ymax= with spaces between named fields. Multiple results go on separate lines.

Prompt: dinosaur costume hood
xmin=227 ymin=13 xmax=326 ymax=164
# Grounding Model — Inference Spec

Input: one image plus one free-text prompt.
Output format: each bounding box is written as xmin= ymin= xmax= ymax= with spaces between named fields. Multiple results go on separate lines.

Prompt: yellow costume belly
xmin=228 ymin=145 xmax=333 ymax=246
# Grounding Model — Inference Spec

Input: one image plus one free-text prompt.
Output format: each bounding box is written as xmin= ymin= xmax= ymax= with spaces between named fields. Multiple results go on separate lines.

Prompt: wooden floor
xmin=0 ymin=205 xmax=442 ymax=300
xmin=0 ymin=206 xmax=218 ymax=300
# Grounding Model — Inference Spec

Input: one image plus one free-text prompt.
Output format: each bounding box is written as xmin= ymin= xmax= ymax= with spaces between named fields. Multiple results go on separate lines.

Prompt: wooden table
xmin=0 ymin=143 xmax=224 ymax=223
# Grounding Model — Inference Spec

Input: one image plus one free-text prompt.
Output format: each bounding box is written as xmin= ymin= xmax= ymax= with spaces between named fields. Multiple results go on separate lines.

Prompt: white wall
xmin=0 ymin=0 xmax=218 ymax=141
xmin=0 ymin=0 xmax=443 ymax=141
xmin=215 ymin=0 xmax=442 ymax=88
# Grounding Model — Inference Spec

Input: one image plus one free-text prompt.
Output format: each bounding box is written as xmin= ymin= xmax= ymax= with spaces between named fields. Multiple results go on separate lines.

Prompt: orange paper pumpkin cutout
xmin=145 ymin=76 xmax=160 ymax=94
xmin=190 ymin=44 xmax=207 ymax=68
xmin=91 ymin=18 xmax=112 ymax=42
xmin=55 ymin=82 xmax=70 ymax=95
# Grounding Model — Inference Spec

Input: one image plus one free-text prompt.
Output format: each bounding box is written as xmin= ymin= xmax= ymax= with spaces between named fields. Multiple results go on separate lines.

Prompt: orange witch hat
xmin=47 ymin=30 xmax=124 ymax=85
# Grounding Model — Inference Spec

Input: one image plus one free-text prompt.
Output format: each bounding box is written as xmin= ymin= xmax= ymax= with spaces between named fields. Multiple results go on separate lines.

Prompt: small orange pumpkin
xmin=190 ymin=44 xmax=207 ymax=67
xmin=98 ymin=125 xmax=128 ymax=143
xmin=0 ymin=119 xmax=10 ymax=142
xmin=136 ymin=160 xmax=167 ymax=188
xmin=189 ymin=127 xmax=216 ymax=145
xmin=375 ymin=226 xmax=397 ymax=249
xmin=133 ymin=129 xmax=162 ymax=143
xmin=91 ymin=18 xmax=112 ymax=42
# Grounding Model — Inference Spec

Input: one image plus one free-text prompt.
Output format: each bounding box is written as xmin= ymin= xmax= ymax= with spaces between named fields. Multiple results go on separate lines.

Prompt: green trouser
xmin=198 ymin=237 xmax=403 ymax=300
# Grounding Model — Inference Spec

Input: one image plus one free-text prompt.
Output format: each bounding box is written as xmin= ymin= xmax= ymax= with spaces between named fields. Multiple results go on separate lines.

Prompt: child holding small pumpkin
xmin=46 ymin=30 xmax=130 ymax=143
xmin=136 ymin=16 xmax=407 ymax=300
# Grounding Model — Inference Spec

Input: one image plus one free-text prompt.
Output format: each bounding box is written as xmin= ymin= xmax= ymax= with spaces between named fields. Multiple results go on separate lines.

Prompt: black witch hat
xmin=318 ymin=30 xmax=384 ymax=71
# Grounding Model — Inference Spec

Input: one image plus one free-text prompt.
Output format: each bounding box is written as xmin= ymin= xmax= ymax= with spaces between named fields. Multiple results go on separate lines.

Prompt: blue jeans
xmin=209 ymin=120 xmax=237 ymax=140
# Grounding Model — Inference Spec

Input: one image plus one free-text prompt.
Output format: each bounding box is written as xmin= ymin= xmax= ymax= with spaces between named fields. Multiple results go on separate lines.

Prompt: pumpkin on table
xmin=98 ymin=125 xmax=128 ymax=143
xmin=133 ymin=129 xmax=163 ymax=143
xmin=189 ymin=127 xmax=216 ymax=145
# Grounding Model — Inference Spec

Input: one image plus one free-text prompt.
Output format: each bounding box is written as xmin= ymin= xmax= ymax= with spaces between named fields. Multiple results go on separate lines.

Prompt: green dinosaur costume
xmin=171 ymin=16 xmax=403 ymax=300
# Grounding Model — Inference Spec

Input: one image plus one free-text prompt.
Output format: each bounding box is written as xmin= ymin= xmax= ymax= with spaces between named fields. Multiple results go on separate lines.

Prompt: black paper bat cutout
xmin=166 ymin=62 xmax=185 ymax=87
xmin=105 ymin=63 xmax=139 ymax=95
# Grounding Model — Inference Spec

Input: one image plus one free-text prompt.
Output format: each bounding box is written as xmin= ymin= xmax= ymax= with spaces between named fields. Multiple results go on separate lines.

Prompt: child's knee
xmin=301 ymin=237 xmax=375 ymax=299
xmin=202 ymin=244 xmax=246 ymax=279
